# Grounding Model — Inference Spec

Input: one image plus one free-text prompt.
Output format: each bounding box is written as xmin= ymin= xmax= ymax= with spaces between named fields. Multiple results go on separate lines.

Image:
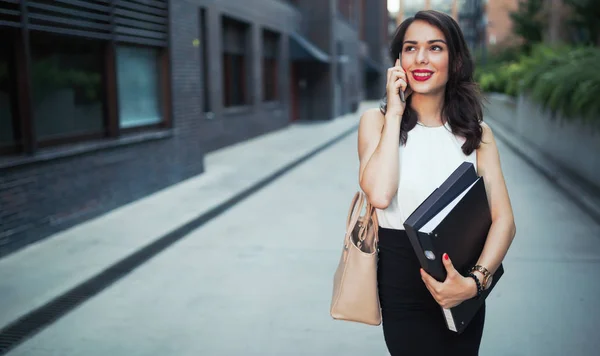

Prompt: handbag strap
xmin=360 ymin=198 xmax=379 ymax=249
xmin=345 ymin=191 xmax=364 ymax=237
xmin=345 ymin=191 xmax=380 ymax=245
xmin=367 ymin=201 xmax=379 ymax=241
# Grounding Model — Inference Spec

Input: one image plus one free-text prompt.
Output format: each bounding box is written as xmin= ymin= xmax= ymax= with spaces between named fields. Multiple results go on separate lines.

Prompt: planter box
xmin=484 ymin=92 xmax=600 ymax=191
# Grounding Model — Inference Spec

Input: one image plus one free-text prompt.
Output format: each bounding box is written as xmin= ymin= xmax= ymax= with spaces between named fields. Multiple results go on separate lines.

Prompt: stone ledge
xmin=486 ymin=114 xmax=600 ymax=225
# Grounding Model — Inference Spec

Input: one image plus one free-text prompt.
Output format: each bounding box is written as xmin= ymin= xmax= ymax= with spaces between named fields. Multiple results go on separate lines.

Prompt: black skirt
xmin=377 ymin=227 xmax=485 ymax=356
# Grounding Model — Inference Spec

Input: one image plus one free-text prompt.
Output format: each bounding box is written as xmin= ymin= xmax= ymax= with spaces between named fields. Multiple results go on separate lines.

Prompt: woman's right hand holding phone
xmin=386 ymin=58 xmax=410 ymax=119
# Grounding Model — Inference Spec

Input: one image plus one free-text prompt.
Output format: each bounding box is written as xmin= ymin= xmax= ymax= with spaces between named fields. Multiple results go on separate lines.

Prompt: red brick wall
xmin=486 ymin=0 xmax=519 ymax=48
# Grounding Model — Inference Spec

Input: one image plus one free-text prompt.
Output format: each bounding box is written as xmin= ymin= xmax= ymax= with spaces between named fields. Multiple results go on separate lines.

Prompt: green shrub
xmin=520 ymin=45 xmax=600 ymax=122
xmin=475 ymin=61 xmax=524 ymax=97
xmin=476 ymin=44 xmax=600 ymax=122
xmin=474 ymin=44 xmax=528 ymax=96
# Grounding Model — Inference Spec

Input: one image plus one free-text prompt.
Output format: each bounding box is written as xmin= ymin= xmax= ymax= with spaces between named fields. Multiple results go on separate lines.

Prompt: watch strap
xmin=470 ymin=265 xmax=491 ymax=288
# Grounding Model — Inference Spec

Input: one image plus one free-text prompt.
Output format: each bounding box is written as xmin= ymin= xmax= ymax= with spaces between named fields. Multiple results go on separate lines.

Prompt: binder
xmin=403 ymin=161 xmax=504 ymax=334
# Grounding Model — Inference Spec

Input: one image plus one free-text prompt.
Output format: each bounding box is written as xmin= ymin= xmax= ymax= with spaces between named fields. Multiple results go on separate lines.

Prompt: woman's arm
xmin=358 ymin=109 xmax=401 ymax=209
xmin=470 ymin=122 xmax=517 ymax=283
xmin=359 ymin=59 xmax=409 ymax=209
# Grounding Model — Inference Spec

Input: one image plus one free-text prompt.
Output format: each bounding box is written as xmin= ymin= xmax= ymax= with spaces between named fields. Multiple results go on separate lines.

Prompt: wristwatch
xmin=470 ymin=265 xmax=493 ymax=290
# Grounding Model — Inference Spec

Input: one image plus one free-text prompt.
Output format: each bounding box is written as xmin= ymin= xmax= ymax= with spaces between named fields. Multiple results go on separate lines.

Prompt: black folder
xmin=403 ymin=161 xmax=504 ymax=334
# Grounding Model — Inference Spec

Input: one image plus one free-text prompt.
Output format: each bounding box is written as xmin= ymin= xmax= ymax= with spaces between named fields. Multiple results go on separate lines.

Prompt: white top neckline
xmin=416 ymin=120 xmax=449 ymax=129
xmin=375 ymin=121 xmax=478 ymax=230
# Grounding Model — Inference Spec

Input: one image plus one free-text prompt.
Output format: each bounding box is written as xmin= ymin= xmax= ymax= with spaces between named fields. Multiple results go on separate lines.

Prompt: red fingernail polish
xmin=444 ymin=253 xmax=449 ymax=260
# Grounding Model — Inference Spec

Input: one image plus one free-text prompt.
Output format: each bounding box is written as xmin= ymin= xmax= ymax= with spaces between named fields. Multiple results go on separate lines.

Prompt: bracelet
xmin=470 ymin=265 xmax=491 ymax=287
xmin=467 ymin=272 xmax=483 ymax=299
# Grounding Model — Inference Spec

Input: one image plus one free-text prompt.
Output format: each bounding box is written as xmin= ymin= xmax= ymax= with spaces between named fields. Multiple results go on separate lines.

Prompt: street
xmin=4 ymin=110 xmax=600 ymax=356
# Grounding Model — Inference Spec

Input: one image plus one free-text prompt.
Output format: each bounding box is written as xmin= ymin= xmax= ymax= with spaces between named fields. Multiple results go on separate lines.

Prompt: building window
xmin=116 ymin=46 xmax=162 ymax=129
xmin=30 ymin=32 xmax=105 ymax=142
xmin=0 ymin=30 xmax=17 ymax=151
xmin=0 ymin=4 xmax=171 ymax=158
xmin=262 ymin=30 xmax=279 ymax=102
xmin=200 ymin=8 xmax=211 ymax=113
xmin=222 ymin=16 xmax=249 ymax=108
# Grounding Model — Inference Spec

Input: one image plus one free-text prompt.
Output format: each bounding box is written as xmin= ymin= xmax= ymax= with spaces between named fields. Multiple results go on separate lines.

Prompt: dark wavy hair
xmin=380 ymin=10 xmax=483 ymax=155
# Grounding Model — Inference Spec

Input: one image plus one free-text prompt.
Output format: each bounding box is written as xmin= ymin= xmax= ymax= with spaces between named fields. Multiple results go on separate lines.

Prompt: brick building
xmin=485 ymin=0 xmax=519 ymax=47
xmin=0 ymin=0 xmax=388 ymax=258
xmin=393 ymin=0 xmax=503 ymax=52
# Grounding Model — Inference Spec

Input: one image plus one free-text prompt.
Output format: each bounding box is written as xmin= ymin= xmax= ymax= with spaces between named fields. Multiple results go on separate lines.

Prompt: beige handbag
xmin=330 ymin=191 xmax=381 ymax=326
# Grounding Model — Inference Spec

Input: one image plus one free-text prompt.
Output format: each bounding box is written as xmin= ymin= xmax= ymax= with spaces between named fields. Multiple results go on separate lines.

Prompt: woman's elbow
xmin=502 ymin=216 xmax=516 ymax=240
xmin=510 ymin=220 xmax=517 ymax=239
xmin=492 ymin=214 xmax=516 ymax=240
xmin=365 ymin=192 xmax=392 ymax=210
xmin=359 ymin=178 xmax=393 ymax=209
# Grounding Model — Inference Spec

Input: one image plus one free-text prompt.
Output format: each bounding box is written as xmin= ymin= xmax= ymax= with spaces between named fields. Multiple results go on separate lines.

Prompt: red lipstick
xmin=412 ymin=69 xmax=434 ymax=82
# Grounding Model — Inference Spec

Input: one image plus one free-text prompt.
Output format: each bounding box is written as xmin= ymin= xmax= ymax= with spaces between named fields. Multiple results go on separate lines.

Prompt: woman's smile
xmin=412 ymin=69 xmax=434 ymax=82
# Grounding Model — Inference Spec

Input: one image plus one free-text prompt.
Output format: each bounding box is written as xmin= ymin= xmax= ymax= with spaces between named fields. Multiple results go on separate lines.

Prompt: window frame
xmin=0 ymin=3 xmax=172 ymax=159
xmin=199 ymin=7 xmax=211 ymax=114
xmin=0 ymin=28 xmax=22 ymax=155
xmin=221 ymin=16 xmax=251 ymax=109
xmin=261 ymin=28 xmax=280 ymax=103
xmin=28 ymin=30 xmax=107 ymax=146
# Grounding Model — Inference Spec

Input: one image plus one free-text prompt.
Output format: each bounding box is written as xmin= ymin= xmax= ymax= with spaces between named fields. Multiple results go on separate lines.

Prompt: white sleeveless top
xmin=375 ymin=121 xmax=478 ymax=230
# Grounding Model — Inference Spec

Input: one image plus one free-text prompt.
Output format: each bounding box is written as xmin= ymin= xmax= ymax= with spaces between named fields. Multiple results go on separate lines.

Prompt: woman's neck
xmin=410 ymin=91 xmax=445 ymax=127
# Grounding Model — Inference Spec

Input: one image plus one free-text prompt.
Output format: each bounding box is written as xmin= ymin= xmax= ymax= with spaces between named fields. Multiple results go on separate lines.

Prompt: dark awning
xmin=289 ymin=31 xmax=330 ymax=63
xmin=364 ymin=57 xmax=385 ymax=74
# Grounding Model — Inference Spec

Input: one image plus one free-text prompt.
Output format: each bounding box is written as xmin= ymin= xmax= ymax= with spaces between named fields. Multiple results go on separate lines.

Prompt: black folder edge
xmin=403 ymin=162 xmax=478 ymax=275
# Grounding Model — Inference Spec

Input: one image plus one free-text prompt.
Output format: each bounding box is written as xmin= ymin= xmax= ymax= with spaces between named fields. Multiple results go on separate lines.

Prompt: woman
xmin=357 ymin=10 xmax=516 ymax=355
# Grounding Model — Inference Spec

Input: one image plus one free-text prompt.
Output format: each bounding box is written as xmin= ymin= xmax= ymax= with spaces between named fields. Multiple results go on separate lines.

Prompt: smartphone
xmin=399 ymin=53 xmax=406 ymax=103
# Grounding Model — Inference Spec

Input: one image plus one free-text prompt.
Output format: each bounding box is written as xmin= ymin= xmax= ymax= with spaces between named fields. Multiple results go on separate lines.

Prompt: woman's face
xmin=400 ymin=20 xmax=450 ymax=96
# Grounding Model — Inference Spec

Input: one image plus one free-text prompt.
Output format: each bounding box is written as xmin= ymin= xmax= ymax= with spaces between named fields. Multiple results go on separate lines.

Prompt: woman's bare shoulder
xmin=359 ymin=108 xmax=385 ymax=130
xmin=358 ymin=108 xmax=385 ymax=160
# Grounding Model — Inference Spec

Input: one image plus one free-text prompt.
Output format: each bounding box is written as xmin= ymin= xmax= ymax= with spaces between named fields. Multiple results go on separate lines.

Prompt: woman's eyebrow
xmin=403 ymin=39 xmax=447 ymax=45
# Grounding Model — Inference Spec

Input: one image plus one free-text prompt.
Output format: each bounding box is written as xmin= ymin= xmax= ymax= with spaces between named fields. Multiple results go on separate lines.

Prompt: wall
xmin=484 ymin=93 xmax=600 ymax=190
xmin=0 ymin=127 xmax=205 ymax=259
xmin=485 ymin=0 xmax=518 ymax=46
xmin=334 ymin=16 xmax=361 ymax=116
xmin=172 ymin=0 xmax=300 ymax=152
xmin=293 ymin=0 xmax=335 ymax=121
xmin=363 ymin=0 xmax=388 ymax=64
xmin=363 ymin=0 xmax=388 ymax=100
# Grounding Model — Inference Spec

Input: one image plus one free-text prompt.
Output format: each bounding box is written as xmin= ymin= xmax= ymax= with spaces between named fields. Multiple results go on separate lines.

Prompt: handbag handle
xmin=362 ymin=199 xmax=379 ymax=247
xmin=345 ymin=191 xmax=379 ymax=242
xmin=367 ymin=201 xmax=379 ymax=241
xmin=345 ymin=192 xmax=364 ymax=242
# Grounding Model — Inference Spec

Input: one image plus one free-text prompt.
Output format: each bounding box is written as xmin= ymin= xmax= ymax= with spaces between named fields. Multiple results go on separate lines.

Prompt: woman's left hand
xmin=420 ymin=253 xmax=477 ymax=309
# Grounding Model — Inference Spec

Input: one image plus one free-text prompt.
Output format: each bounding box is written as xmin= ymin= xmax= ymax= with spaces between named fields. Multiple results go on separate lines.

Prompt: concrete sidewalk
xmin=0 ymin=102 xmax=373 ymax=331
